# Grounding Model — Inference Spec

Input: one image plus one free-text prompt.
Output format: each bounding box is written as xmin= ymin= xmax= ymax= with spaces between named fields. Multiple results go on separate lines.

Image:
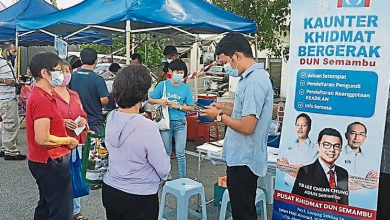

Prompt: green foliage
xmin=212 ymin=0 xmax=291 ymax=58
xmin=80 ymin=34 xmax=165 ymax=72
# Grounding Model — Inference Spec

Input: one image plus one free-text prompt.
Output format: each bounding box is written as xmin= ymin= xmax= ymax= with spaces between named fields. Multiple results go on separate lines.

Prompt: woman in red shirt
xmin=27 ymin=52 xmax=79 ymax=220
xmin=54 ymin=62 xmax=88 ymax=220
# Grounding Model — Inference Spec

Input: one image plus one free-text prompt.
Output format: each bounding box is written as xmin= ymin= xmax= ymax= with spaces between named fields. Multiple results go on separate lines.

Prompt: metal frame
xmin=16 ymin=20 xmax=228 ymax=64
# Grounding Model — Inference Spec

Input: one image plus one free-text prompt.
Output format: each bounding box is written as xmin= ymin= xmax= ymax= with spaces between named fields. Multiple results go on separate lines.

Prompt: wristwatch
xmin=216 ymin=112 xmax=224 ymax=122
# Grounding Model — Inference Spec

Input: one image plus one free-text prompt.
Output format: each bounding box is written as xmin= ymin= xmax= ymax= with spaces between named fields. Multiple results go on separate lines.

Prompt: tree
xmin=212 ymin=0 xmax=291 ymax=58
xmin=80 ymin=34 xmax=166 ymax=72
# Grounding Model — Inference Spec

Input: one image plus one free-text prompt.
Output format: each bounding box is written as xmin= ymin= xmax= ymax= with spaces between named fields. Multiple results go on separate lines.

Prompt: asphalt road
xmin=0 ymin=128 xmax=272 ymax=220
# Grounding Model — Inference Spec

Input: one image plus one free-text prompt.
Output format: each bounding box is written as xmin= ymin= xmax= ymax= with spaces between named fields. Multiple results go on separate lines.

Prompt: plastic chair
xmin=158 ymin=178 xmax=207 ymax=220
xmin=219 ymin=188 xmax=267 ymax=220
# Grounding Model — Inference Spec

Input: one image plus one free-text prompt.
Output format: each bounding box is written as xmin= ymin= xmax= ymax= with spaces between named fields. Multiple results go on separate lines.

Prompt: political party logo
xmin=337 ymin=0 xmax=371 ymax=7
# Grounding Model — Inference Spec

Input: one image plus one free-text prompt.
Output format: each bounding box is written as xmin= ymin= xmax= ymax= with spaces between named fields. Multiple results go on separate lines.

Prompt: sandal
xmin=73 ymin=213 xmax=88 ymax=220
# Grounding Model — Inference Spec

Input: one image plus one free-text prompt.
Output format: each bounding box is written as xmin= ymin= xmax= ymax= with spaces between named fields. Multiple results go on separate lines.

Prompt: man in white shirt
xmin=338 ymin=122 xmax=378 ymax=190
xmin=0 ymin=43 xmax=26 ymax=160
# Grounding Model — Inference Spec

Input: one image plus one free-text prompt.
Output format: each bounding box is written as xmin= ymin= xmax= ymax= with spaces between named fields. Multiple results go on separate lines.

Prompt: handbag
xmin=70 ymin=147 xmax=89 ymax=198
xmin=152 ymin=81 xmax=170 ymax=130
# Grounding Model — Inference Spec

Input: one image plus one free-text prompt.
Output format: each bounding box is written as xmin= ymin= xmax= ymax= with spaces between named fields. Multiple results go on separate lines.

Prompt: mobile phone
xmin=195 ymin=103 xmax=206 ymax=110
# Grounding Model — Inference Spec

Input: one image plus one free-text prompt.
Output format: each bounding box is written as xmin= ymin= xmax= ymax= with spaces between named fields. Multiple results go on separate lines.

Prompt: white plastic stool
xmin=219 ymin=188 xmax=267 ymax=220
xmin=258 ymin=174 xmax=275 ymax=204
xmin=158 ymin=178 xmax=207 ymax=220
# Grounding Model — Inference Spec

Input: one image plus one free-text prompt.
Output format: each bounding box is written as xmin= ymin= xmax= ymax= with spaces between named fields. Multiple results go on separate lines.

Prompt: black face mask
xmin=10 ymin=55 xmax=16 ymax=66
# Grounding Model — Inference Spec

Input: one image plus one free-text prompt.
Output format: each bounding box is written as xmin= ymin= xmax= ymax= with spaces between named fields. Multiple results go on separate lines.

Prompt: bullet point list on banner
xmin=294 ymin=69 xmax=377 ymax=117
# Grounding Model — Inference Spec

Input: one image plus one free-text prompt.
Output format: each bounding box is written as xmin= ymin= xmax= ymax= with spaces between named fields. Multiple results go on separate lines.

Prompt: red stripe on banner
xmin=337 ymin=0 xmax=343 ymax=8
xmin=274 ymin=190 xmax=376 ymax=220
xmin=365 ymin=0 xmax=371 ymax=7
xmin=183 ymin=60 xmax=218 ymax=83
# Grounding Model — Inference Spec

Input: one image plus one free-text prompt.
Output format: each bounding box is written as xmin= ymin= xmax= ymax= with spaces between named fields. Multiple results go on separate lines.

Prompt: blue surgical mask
xmin=50 ymin=71 xmax=64 ymax=87
xmin=224 ymin=56 xmax=239 ymax=77
xmin=173 ymin=73 xmax=184 ymax=83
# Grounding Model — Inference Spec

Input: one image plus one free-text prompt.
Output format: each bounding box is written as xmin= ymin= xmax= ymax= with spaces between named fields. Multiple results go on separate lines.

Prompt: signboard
xmin=273 ymin=0 xmax=390 ymax=219
xmin=55 ymin=36 xmax=68 ymax=59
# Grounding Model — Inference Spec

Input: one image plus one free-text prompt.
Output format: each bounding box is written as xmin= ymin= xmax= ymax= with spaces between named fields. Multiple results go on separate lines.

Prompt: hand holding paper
xmin=73 ymin=116 xmax=86 ymax=136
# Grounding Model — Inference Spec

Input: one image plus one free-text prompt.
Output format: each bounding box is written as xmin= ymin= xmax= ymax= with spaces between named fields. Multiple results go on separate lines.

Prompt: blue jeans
xmin=73 ymin=198 xmax=80 ymax=216
xmin=160 ymin=119 xmax=187 ymax=178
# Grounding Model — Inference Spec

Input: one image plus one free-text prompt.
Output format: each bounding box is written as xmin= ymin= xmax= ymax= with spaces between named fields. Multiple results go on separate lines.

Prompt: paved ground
xmin=0 ymin=128 xmax=273 ymax=220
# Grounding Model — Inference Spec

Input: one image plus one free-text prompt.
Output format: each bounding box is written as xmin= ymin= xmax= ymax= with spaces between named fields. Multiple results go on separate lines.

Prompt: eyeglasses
xmin=349 ymin=131 xmax=366 ymax=138
xmin=320 ymin=142 xmax=342 ymax=150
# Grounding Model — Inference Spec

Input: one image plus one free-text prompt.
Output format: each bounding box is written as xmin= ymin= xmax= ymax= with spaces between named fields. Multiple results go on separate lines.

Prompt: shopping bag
xmin=70 ymin=146 xmax=89 ymax=198
xmin=81 ymin=133 xmax=109 ymax=184
xmin=152 ymin=81 xmax=170 ymax=130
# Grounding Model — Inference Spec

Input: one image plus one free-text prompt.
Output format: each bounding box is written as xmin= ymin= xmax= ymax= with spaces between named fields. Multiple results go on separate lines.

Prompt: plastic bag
xmin=82 ymin=133 xmax=109 ymax=184
xmin=70 ymin=146 xmax=89 ymax=198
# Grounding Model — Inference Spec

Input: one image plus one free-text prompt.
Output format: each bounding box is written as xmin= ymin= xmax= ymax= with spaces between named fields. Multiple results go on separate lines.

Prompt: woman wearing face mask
xmin=27 ymin=52 xmax=79 ymax=220
xmin=54 ymin=62 xmax=89 ymax=220
xmin=148 ymin=59 xmax=194 ymax=178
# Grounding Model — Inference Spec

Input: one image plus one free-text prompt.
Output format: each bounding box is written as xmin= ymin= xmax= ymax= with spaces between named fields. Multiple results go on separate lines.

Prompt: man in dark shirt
xmin=158 ymin=46 xmax=184 ymax=82
xmin=69 ymin=48 xmax=109 ymax=134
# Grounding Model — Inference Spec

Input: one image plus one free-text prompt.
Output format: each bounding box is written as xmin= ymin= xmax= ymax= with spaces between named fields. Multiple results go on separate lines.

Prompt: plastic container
xmin=267 ymin=134 xmax=281 ymax=148
xmin=197 ymin=94 xmax=217 ymax=122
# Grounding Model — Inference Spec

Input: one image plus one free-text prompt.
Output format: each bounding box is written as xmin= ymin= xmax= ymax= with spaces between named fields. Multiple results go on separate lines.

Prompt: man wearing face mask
xmin=158 ymin=45 xmax=182 ymax=83
xmin=201 ymin=33 xmax=273 ymax=219
xmin=0 ymin=43 xmax=26 ymax=160
xmin=149 ymin=59 xmax=194 ymax=179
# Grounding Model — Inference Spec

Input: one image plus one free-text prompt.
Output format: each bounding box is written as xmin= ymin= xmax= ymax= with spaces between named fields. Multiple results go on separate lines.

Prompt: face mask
xmin=172 ymin=73 xmax=184 ymax=83
xmin=62 ymin=73 xmax=71 ymax=86
xmin=166 ymin=58 xmax=173 ymax=63
xmin=224 ymin=55 xmax=240 ymax=77
xmin=49 ymin=71 xmax=65 ymax=87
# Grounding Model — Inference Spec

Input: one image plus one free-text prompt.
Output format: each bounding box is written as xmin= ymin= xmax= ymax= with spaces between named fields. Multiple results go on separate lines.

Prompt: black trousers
xmin=28 ymin=155 xmax=72 ymax=220
xmin=227 ymin=165 xmax=259 ymax=220
xmin=102 ymin=183 xmax=159 ymax=220
xmin=377 ymin=172 xmax=390 ymax=220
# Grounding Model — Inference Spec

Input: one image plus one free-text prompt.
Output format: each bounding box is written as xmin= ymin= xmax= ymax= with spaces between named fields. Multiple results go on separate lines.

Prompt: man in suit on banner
xmin=292 ymin=128 xmax=349 ymax=205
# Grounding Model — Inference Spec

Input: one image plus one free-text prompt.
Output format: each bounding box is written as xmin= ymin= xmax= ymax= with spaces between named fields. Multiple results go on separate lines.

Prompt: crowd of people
xmin=0 ymin=32 xmax=389 ymax=220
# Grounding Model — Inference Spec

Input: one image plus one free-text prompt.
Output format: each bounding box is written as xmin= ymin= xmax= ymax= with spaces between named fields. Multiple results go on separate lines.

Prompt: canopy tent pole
xmin=126 ymin=20 xmax=131 ymax=65
xmin=15 ymin=31 xmax=19 ymax=78
xmin=64 ymin=26 xmax=91 ymax=39
xmin=19 ymin=30 xmax=36 ymax=37
xmin=39 ymin=29 xmax=57 ymax=37
xmin=92 ymin=25 xmax=125 ymax=33
xmin=254 ymin=34 xmax=258 ymax=61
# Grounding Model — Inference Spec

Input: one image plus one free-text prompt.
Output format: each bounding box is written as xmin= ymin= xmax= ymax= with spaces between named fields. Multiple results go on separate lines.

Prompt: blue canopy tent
xmin=17 ymin=0 xmax=257 ymax=63
xmin=0 ymin=0 xmax=57 ymax=43
xmin=0 ymin=0 xmax=112 ymax=45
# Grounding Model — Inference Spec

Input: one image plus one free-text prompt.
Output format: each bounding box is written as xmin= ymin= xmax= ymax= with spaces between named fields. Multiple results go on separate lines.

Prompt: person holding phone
xmin=148 ymin=59 xmax=194 ymax=178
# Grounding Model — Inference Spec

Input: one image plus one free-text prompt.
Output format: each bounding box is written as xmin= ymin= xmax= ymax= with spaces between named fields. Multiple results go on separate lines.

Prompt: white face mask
xmin=166 ymin=58 xmax=173 ymax=63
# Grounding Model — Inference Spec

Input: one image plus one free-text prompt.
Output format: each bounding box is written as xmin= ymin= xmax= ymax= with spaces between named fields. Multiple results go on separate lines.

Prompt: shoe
xmin=90 ymin=184 xmax=102 ymax=190
xmin=4 ymin=154 xmax=27 ymax=160
xmin=0 ymin=151 xmax=4 ymax=157
xmin=73 ymin=213 xmax=88 ymax=220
